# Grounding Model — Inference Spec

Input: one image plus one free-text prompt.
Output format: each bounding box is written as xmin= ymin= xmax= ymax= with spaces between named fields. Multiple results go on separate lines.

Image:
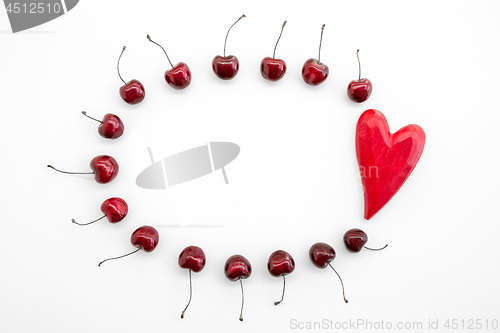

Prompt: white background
xmin=1 ymin=1 xmax=499 ymax=332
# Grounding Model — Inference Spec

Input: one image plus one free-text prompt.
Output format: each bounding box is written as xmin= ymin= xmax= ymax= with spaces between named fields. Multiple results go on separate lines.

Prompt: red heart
xmin=356 ymin=109 xmax=425 ymax=220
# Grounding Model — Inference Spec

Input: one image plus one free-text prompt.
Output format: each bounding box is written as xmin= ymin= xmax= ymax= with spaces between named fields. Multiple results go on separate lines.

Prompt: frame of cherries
xmin=47 ymin=14 xmax=426 ymax=322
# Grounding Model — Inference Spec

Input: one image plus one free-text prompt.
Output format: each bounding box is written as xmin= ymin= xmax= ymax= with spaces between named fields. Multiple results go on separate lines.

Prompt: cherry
xmin=224 ymin=254 xmax=251 ymax=321
xmin=81 ymin=111 xmax=124 ymax=139
xmin=147 ymin=35 xmax=192 ymax=90
xmin=212 ymin=14 xmax=246 ymax=80
xmin=267 ymin=250 xmax=295 ymax=305
xmin=47 ymin=155 xmax=119 ymax=184
xmin=302 ymin=24 xmax=329 ymax=86
xmin=72 ymin=197 xmax=128 ymax=226
xmin=260 ymin=21 xmax=287 ymax=82
xmin=347 ymin=49 xmax=373 ymax=103
xmin=309 ymin=242 xmax=348 ymax=303
xmin=98 ymin=225 xmax=159 ymax=266
xmin=178 ymin=245 xmax=206 ymax=319
xmin=117 ymin=46 xmax=145 ymax=105
xmin=343 ymin=228 xmax=388 ymax=253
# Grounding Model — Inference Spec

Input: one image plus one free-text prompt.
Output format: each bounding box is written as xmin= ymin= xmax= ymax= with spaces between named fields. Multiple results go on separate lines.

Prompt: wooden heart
xmin=356 ymin=109 xmax=425 ymax=220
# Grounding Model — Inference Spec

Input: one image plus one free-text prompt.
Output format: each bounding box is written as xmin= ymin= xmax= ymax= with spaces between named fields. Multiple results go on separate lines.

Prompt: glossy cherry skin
xmin=101 ymin=197 xmax=128 ymax=223
xmin=267 ymin=250 xmax=295 ymax=277
xmin=98 ymin=114 xmax=124 ymax=139
xmin=165 ymin=62 xmax=191 ymax=89
xmin=260 ymin=57 xmax=286 ymax=82
xmin=212 ymin=55 xmax=239 ymax=80
xmin=179 ymin=246 xmax=206 ymax=273
xmin=347 ymin=78 xmax=372 ymax=103
xmin=89 ymin=155 xmax=119 ymax=184
xmin=131 ymin=226 xmax=159 ymax=252
xmin=309 ymin=242 xmax=335 ymax=269
xmin=224 ymin=254 xmax=251 ymax=281
xmin=302 ymin=58 xmax=329 ymax=86
xmin=119 ymin=79 xmax=145 ymax=105
xmin=343 ymin=229 xmax=368 ymax=253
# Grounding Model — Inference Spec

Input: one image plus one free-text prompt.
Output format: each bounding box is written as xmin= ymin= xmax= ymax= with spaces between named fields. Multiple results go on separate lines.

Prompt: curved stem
xmin=239 ymin=278 xmax=245 ymax=322
xmin=327 ymin=263 xmax=348 ymax=303
xmin=117 ymin=46 xmax=127 ymax=85
xmin=318 ymin=24 xmax=325 ymax=63
xmin=98 ymin=247 xmax=141 ymax=267
xmin=72 ymin=215 xmax=106 ymax=226
xmin=147 ymin=35 xmax=173 ymax=69
xmin=274 ymin=275 xmax=286 ymax=305
xmin=47 ymin=165 xmax=94 ymax=175
xmin=180 ymin=270 xmax=192 ymax=319
xmin=224 ymin=14 xmax=246 ymax=57
xmin=273 ymin=21 xmax=287 ymax=59
xmin=364 ymin=244 xmax=388 ymax=251
xmin=356 ymin=49 xmax=361 ymax=82
xmin=81 ymin=111 xmax=102 ymax=124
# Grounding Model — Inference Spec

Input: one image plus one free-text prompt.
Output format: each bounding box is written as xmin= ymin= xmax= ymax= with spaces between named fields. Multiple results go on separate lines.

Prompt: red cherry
xmin=72 ymin=197 xmax=128 ymax=226
xmin=267 ymin=250 xmax=295 ymax=305
xmin=343 ymin=229 xmax=367 ymax=252
xmin=98 ymin=225 xmax=159 ymax=266
xmin=224 ymin=254 xmax=251 ymax=321
xmin=147 ymin=35 xmax=192 ymax=90
xmin=343 ymin=228 xmax=388 ymax=253
xmin=179 ymin=245 xmax=206 ymax=272
xmin=302 ymin=58 xmax=329 ymax=86
xmin=117 ymin=46 xmax=145 ymax=105
xmin=302 ymin=24 xmax=329 ymax=86
xmin=260 ymin=21 xmax=287 ymax=82
xmin=212 ymin=14 xmax=246 ymax=80
xmin=212 ymin=55 xmax=239 ymax=80
xmin=89 ymin=155 xmax=119 ymax=184
xmin=179 ymin=246 xmax=206 ymax=319
xmin=47 ymin=155 xmax=119 ymax=184
xmin=81 ymin=111 xmax=124 ymax=139
xmin=309 ymin=242 xmax=348 ymax=303
xmin=261 ymin=57 xmax=286 ymax=81
xmin=131 ymin=226 xmax=159 ymax=252
xmin=347 ymin=49 xmax=373 ymax=103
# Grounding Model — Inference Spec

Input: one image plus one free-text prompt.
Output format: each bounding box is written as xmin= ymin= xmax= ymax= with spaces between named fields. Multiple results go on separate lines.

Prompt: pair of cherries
xmin=117 ymin=35 xmax=192 ymax=106
xmin=47 ymin=110 xmax=126 ymax=183
xmin=300 ymin=25 xmax=373 ymax=103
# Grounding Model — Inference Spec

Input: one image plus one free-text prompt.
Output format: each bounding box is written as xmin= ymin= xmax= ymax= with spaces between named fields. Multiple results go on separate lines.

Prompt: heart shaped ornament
xmin=356 ymin=109 xmax=425 ymax=220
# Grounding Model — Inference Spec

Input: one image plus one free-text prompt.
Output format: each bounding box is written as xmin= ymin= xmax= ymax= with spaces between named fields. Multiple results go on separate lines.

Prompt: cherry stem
xmin=47 ymin=165 xmax=94 ymax=175
xmin=273 ymin=21 xmax=287 ymax=59
xmin=274 ymin=275 xmax=286 ymax=306
xmin=72 ymin=215 xmax=105 ymax=226
xmin=147 ymin=35 xmax=173 ymax=69
xmin=117 ymin=46 xmax=127 ymax=85
xmin=239 ymin=278 xmax=245 ymax=322
xmin=180 ymin=270 xmax=192 ymax=319
xmin=224 ymin=14 xmax=246 ymax=57
xmin=364 ymin=244 xmax=388 ymax=251
xmin=81 ymin=111 xmax=102 ymax=124
xmin=98 ymin=247 xmax=141 ymax=267
xmin=327 ymin=263 xmax=348 ymax=303
xmin=356 ymin=49 xmax=361 ymax=82
xmin=318 ymin=24 xmax=325 ymax=63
